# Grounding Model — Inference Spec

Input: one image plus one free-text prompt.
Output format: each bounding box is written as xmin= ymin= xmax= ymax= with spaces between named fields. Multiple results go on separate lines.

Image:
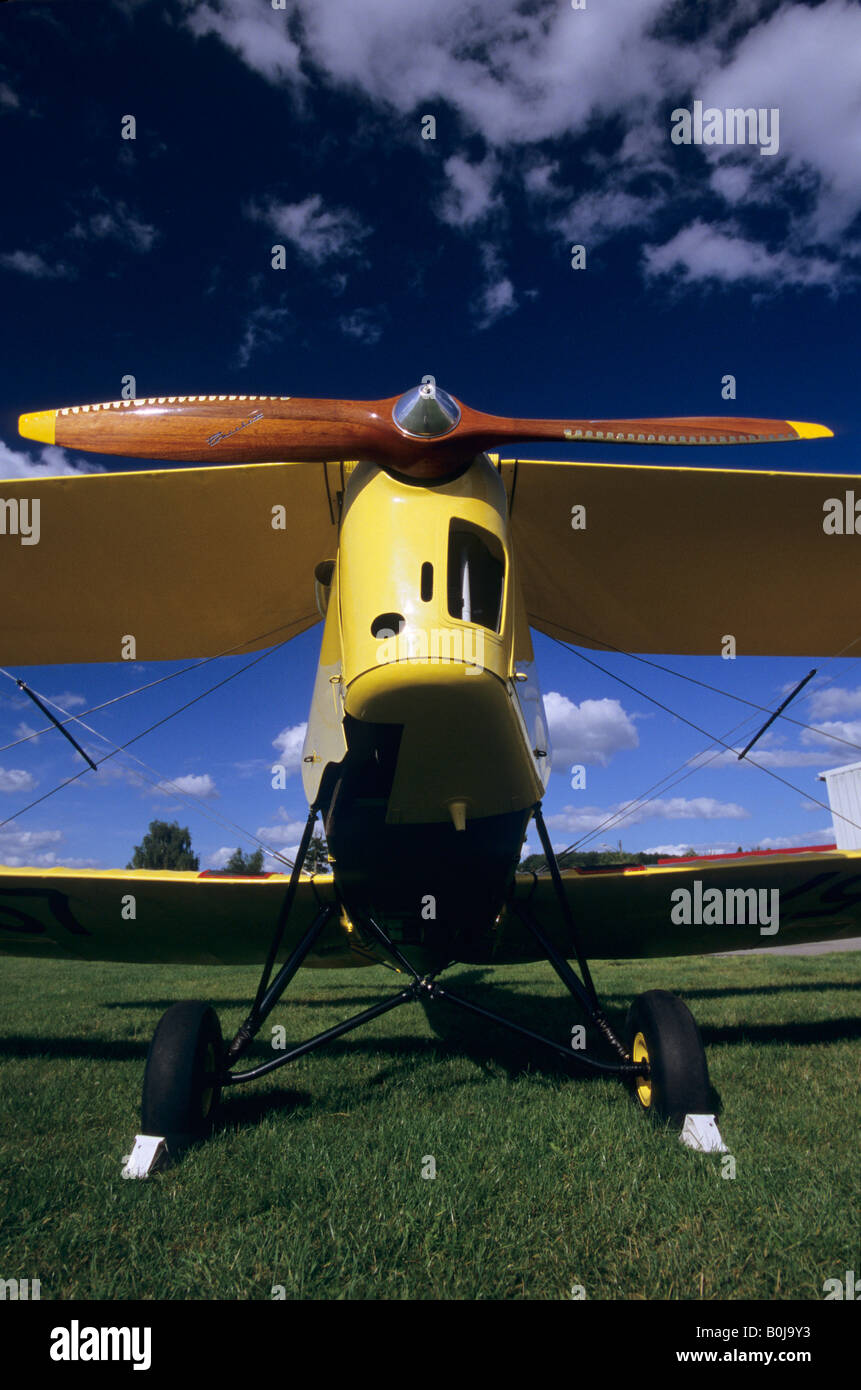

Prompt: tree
xmin=127 ymin=820 xmax=199 ymax=871
xmin=223 ymin=846 xmax=265 ymax=874
xmin=517 ymin=849 xmax=661 ymax=872
xmin=303 ymin=834 xmax=330 ymax=873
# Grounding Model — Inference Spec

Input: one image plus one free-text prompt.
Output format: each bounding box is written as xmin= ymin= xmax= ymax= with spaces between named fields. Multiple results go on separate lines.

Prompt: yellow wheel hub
xmin=632 ymin=1031 xmax=652 ymax=1108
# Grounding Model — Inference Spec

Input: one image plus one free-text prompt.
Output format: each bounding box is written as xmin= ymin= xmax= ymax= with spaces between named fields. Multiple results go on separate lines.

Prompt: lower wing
xmin=2 ymin=851 xmax=859 ymax=966
xmin=501 ymin=849 xmax=861 ymax=961
xmin=0 ymin=866 xmax=367 ymax=968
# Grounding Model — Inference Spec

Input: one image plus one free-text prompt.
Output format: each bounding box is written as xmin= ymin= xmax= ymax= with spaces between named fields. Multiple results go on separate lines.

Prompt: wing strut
xmin=10 ymin=676 xmax=97 ymax=771
xmin=736 ymin=669 xmax=817 ymax=761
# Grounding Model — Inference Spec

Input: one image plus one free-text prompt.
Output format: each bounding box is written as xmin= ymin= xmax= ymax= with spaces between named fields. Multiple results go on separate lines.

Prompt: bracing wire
xmin=530 ymin=627 xmax=861 ymax=870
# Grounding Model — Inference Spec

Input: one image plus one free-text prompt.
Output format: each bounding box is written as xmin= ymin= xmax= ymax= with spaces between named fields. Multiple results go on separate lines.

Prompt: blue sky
xmin=1 ymin=0 xmax=860 ymax=869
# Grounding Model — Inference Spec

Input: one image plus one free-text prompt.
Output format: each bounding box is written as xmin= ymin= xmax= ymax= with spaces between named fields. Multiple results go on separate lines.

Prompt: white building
xmin=817 ymin=760 xmax=861 ymax=850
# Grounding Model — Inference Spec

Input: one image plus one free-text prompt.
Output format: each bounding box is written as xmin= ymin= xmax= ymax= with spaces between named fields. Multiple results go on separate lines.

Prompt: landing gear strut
xmin=140 ymin=800 xmax=712 ymax=1147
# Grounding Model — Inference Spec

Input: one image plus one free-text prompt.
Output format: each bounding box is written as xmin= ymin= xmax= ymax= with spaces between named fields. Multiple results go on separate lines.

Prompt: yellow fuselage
xmin=301 ymin=454 xmax=550 ymax=962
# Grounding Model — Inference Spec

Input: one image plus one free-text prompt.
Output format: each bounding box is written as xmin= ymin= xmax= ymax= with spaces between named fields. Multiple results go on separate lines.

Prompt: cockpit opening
xmin=447 ymin=521 xmax=505 ymax=632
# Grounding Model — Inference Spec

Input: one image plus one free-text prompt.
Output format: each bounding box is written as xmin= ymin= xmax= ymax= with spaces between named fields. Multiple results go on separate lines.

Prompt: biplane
xmin=2 ymin=381 xmax=857 ymax=1153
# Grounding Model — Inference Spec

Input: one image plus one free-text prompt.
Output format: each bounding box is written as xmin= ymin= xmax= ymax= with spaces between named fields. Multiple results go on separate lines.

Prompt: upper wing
xmin=0 ymin=459 xmax=340 ymax=664
xmin=504 ymin=458 xmax=859 ymax=656
xmin=0 ymin=866 xmax=371 ymax=968
xmin=500 ymin=850 xmax=861 ymax=961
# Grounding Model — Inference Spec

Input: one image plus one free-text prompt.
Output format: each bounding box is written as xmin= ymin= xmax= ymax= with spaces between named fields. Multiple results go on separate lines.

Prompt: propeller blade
xmin=19 ymin=388 xmax=833 ymax=482
xmin=18 ymin=394 xmax=397 ymax=465
xmin=474 ymin=415 xmax=833 ymax=448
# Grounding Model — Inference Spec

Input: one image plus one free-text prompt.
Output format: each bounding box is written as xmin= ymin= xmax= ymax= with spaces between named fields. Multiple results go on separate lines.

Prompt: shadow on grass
xmin=105 ymin=995 xmax=395 ymax=1012
xmin=104 ymin=976 xmax=861 ymax=1017
xmin=216 ymin=1085 xmax=312 ymax=1131
xmin=2 ymin=972 xmax=857 ymax=1072
xmin=601 ymin=981 xmax=861 ymax=1003
xmin=700 ymin=1018 xmax=861 ymax=1047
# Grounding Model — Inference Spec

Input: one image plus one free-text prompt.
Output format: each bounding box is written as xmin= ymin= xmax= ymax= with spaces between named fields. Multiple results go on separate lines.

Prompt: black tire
xmin=625 ymin=989 xmax=711 ymax=1128
xmin=141 ymin=1001 xmax=223 ymax=1152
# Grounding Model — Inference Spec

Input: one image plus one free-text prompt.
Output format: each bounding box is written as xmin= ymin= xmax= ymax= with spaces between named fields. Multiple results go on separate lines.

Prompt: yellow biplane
xmin=2 ymin=382 xmax=857 ymax=1152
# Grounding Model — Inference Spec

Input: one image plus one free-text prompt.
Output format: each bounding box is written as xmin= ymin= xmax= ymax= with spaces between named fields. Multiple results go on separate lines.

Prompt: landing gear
xmin=218 ymin=801 xmax=646 ymax=1101
xmin=141 ymin=1001 xmax=224 ymax=1152
xmin=138 ymin=800 xmax=713 ymax=1153
xmin=625 ymin=990 xmax=711 ymax=1127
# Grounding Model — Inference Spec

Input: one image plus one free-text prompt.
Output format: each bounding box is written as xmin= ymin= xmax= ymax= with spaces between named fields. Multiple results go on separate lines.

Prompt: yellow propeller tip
xmin=19 ymin=410 xmax=56 ymax=446
xmin=786 ymin=420 xmax=833 ymax=440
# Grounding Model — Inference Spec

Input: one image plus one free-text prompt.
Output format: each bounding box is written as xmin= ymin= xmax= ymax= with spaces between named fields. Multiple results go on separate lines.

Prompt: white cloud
xmin=263 ymin=845 xmax=299 ymax=867
xmin=0 ymin=826 xmax=63 ymax=867
xmin=69 ymin=202 xmax=159 ymax=253
xmin=709 ymin=740 xmax=847 ymax=769
xmin=235 ymin=304 xmax=291 ymax=368
xmin=272 ymin=722 xmax=308 ymax=774
xmin=643 ymin=221 xmax=838 ymax=291
xmin=0 ymin=250 xmax=72 ymax=279
xmin=180 ymin=0 xmax=861 ymax=289
xmin=755 ymin=830 xmax=836 ymax=850
xmin=473 ymin=272 xmax=516 ymax=331
xmin=523 ymin=161 xmax=560 ymax=197
xmin=644 ymin=842 xmax=721 ymax=858
xmin=646 ymin=829 xmax=836 ymax=856
xmin=438 ymin=154 xmax=500 ymax=227
xmin=0 ymin=83 xmax=19 ymax=110
xmin=635 ymin=795 xmax=750 ymax=821
xmin=546 ymin=794 xmax=749 ymax=837
xmin=279 ymin=0 xmax=688 ymax=145
xmin=544 ymin=691 xmax=638 ymax=768
xmin=206 ymin=846 xmax=235 ymax=868
xmin=800 ymin=720 xmax=861 ymax=754
xmin=339 ymin=308 xmax=384 ymax=345
xmin=745 ymin=747 xmax=846 ymax=769
xmin=256 ymin=818 xmax=307 ymax=848
xmin=182 ymin=0 xmax=304 ymax=83
xmin=0 ymin=440 xmax=103 ymax=481
xmin=0 ymin=768 xmax=36 ymax=794
xmin=470 ymin=243 xmax=519 ymax=330
xmin=807 ymin=686 xmax=861 ymax=720
xmin=45 ymin=692 xmax=87 ymax=711
xmin=248 ymin=194 xmax=369 ymax=265
xmin=554 ymin=188 xmax=664 ymax=246
xmin=698 ymin=0 xmax=861 ymax=243
xmin=155 ymin=773 xmax=219 ymax=799
xmin=708 ymin=163 xmax=754 ymax=205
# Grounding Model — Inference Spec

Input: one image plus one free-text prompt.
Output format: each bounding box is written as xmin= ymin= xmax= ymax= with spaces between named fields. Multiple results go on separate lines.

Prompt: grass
xmin=0 ymin=952 xmax=858 ymax=1300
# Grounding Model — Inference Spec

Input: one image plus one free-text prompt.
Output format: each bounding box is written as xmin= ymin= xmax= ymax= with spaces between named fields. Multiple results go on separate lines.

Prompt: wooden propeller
xmin=19 ymin=386 xmax=832 ymax=480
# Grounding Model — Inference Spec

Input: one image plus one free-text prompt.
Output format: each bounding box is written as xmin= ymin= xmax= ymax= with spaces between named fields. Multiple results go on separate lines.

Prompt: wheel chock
xmin=679 ymin=1114 xmax=727 ymax=1154
xmin=121 ymin=1134 xmax=167 ymax=1179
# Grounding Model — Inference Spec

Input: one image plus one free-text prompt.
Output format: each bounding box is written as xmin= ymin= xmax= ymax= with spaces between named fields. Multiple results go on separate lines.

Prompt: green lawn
xmin=0 ymin=952 xmax=858 ymax=1300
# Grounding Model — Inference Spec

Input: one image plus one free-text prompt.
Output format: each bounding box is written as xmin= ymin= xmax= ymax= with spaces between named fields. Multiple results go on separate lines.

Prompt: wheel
xmin=141 ymin=1001 xmax=223 ymax=1152
xmin=625 ymin=989 xmax=711 ymax=1128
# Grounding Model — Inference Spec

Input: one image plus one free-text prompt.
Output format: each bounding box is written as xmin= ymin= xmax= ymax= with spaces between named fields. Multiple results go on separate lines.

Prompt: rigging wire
xmin=560 ymin=709 xmax=762 ymax=856
xmin=532 ymin=629 xmax=861 ymax=869
xmin=34 ymin=693 xmax=295 ymax=870
xmin=0 ymin=640 xmax=301 ymax=869
xmin=0 ymin=615 xmax=311 ymax=755
xmin=527 ymin=616 xmax=861 ymax=757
